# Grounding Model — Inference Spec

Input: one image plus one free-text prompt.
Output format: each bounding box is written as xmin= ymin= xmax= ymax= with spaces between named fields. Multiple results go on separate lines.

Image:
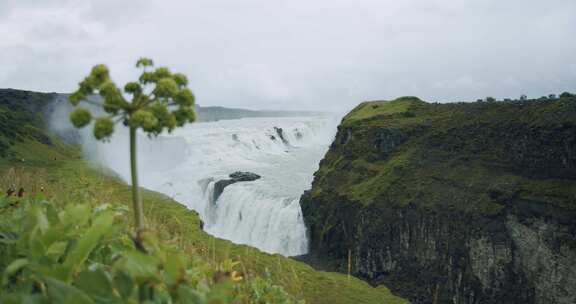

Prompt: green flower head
xmin=93 ymin=117 xmax=114 ymax=140
xmin=68 ymin=58 xmax=197 ymax=142
xmin=70 ymin=107 xmax=92 ymax=128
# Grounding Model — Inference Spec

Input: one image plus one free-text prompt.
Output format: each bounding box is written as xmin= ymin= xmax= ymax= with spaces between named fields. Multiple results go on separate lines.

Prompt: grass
xmin=0 ymin=136 xmax=408 ymax=304
xmin=311 ymin=95 xmax=576 ymax=214
xmin=347 ymin=148 xmax=414 ymax=205
xmin=342 ymin=97 xmax=425 ymax=127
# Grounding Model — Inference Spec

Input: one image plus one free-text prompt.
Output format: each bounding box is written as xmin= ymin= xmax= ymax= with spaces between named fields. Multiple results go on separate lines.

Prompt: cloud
xmin=216 ymin=64 xmax=293 ymax=101
xmin=570 ymin=64 xmax=576 ymax=77
xmin=0 ymin=0 xmax=575 ymax=110
xmin=433 ymin=76 xmax=487 ymax=91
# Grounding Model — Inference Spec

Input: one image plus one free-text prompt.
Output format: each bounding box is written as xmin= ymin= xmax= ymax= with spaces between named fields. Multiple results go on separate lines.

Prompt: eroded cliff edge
xmin=300 ymin=96 xmax=576 ymax=304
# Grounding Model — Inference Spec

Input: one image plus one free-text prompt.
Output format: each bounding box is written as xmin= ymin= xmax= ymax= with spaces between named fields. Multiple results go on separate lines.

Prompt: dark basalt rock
xmin=274 ymin=127 xmax=289 ymax=145
xmin=213 ymin=171 xmax=261 ymax=203
xmin=295 ymin=129 xmax=303 ymax=140
xmin=229 ymin=171 xmax=261 ymax=181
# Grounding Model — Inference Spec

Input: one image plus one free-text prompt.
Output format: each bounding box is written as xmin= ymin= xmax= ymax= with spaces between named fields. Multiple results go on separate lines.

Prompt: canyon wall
xmin=301 ymin=96 xmax=576 ymax=303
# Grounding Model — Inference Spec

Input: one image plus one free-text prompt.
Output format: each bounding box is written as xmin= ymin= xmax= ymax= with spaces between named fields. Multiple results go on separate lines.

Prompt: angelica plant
xmin=68 ymin=58 xmax=196 ymax=239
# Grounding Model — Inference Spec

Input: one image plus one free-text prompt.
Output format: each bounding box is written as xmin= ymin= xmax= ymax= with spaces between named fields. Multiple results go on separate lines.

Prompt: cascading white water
xmin=80 ymin=116 xmax=337 ymax=256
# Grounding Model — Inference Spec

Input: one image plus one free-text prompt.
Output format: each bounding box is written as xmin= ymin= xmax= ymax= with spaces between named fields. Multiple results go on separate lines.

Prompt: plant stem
xmin=347 ymin=249 xmax=351 ymax=281
xmin=129 ymin=126 xmax=145 ymax=233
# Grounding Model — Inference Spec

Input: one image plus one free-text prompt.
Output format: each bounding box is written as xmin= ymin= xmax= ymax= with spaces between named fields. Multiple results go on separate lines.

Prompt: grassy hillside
xmin=0 ymin=89 xmax=407 ymax=303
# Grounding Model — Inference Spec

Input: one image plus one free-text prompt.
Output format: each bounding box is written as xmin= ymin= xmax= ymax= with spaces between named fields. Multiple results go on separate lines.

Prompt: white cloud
xmin=433 ymin=76 xmax=487 ymax=91
xmin=0 ymin=0 xmax=575 ymax=110
xmin=570 ymin=64 xmax=576 ymax=77
xmin=217 ymin=64 xmax=293 ymax=101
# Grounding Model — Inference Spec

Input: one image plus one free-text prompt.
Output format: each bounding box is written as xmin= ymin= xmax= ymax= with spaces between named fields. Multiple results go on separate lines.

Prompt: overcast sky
xmin=0 ymin=0 xmax=575 ymax=111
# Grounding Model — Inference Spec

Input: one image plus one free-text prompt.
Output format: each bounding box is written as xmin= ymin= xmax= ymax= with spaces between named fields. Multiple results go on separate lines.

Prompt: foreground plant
xmin=68 ymin=58 xmax=196 ymax=238
xmin=0 ymin=194 xmax=296 ymax=303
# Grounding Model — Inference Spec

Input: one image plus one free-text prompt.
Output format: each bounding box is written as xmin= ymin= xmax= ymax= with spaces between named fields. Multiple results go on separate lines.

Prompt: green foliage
xmin=0 ymin=158 xmax=408 ymax=304
xmin=0 ymin=195 xmax=296 ymax=303
xmin=70 ymin=107 xmax=92 ymax=128
xmin=130 ymin=110 xmax=157 ymax=131
xmin=69 ymin=58 xmax=196 ymax=137
xmin=93 ymin=117 xmax=114 ymax=140
xmin=136 ymin=58 xmax=154 ymax=68
xmin=347 ymin=150 xmax=414 ymax=205
xmin=313 ymin=94 xmax=576 ymax=213
xmin=342 ymin=96 xmax=425 ymax=126
xmin=68 ymin=58 xmax=198 ymax=235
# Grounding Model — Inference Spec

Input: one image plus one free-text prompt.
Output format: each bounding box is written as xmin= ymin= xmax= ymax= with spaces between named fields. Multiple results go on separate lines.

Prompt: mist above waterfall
xmin=48 ymin=98 xmax=338 ymax=256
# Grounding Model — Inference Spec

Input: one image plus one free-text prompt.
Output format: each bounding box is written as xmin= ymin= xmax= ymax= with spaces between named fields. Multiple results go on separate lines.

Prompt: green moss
xmin=312 ymin=96 xmax=576 ymax=215
xmin=342 ymin=97 xmax=425 ymax=127
xmin=311 ymin=153 xmax=345 ymax=196
xmin=347 ymin=148 xmax=414 ymax=205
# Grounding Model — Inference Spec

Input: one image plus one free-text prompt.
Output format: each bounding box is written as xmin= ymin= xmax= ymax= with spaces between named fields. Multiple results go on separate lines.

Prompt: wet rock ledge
xmin=213 ymin=171 xmax=261 ymax=202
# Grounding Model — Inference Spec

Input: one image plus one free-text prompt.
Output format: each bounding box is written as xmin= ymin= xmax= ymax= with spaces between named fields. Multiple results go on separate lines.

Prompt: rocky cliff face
xmin=301 ymin=96 xmax=576 ymax=304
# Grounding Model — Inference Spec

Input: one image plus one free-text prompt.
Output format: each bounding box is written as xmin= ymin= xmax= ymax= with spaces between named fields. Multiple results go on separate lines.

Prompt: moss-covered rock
xmin=302 ymin=96 xmax=576 ymax=304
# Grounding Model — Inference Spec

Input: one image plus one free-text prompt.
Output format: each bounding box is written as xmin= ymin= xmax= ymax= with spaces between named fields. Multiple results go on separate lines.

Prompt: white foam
xmin=82 ymin=116 xmax=337 ymax=256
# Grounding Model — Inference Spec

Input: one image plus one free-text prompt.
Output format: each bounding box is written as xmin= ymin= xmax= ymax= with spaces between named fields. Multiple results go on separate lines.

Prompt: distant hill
xmin=1 ymin=87 xmax=325 ymax=122
xmin=194 ymin=105 xmax=325 ymax=122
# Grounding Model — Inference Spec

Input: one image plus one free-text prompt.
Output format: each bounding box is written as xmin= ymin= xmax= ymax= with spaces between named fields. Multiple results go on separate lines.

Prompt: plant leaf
xmin=165 ymin=253 xmax=186 ymax=285
xmin=178 ymin=285 xmax=206 ymax=304
xmin=114 ymin=250 xmax=159 ymax=284
xmin=2 ymin=258 xmax=28 ymax=285
xmin=60 ymin=204 xmax=91 ymax=227
xmin=63 ymin=211 xmax=114 ymax=282
xmin=75 ymin=268 xmax=114 ymax=299
xmin=113 ymin=270 xmax=134 ymax=300
xmin=44 ymin=276 xmax=95 ymax=304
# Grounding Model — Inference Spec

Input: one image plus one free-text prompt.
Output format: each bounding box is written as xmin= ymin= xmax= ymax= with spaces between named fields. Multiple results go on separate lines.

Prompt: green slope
xmin=0 ymin=89 xmax=407 ymax=304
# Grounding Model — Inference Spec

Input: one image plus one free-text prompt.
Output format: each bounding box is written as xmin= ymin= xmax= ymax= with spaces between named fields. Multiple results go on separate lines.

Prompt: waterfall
xmin=202 ymin=183 xmax=308 ymax=256
xmin=81 ymin=116 xmax=337 ymax=256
